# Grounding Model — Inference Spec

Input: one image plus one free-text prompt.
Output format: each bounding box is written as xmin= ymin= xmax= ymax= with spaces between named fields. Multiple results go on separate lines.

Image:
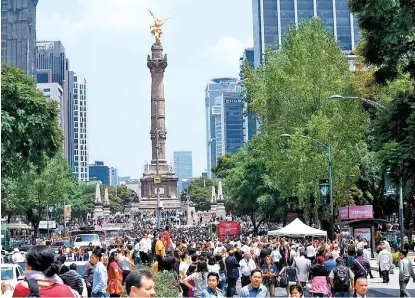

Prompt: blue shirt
xmin=238 ymin=284 xmax=269 ymax=298
xmin=92 ymin=262 xmax=108 ymax=293
xmin=200 ymin=287 xmax=225 ymax=298
xmin=324 ymin=259 xmax=336 ymax=272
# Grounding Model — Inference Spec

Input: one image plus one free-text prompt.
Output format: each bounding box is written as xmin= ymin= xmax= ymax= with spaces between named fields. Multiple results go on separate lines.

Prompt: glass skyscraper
xmin=173 ymin=151 xmax=193 ymax=192
xmin=1 ymin=0 xmax=39 ymax=77
xmin=252 ymin=0 xmax=360 ymax=68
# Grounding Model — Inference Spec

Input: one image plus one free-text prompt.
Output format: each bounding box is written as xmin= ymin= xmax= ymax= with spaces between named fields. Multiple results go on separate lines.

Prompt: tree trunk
xmin=7 ymin=213 xmax=11 ymax=223
xmin=31 ymin=221 xmax=39 ymax=245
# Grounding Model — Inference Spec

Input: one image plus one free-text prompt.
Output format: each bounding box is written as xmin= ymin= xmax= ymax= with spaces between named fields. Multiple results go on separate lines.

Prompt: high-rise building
xmin=173 ymin=151 xmax=193 ymax=192
xmin=36 ymin=41 xmax=68 ymax=85
xmin=35 ymin=41 xmax=71 ymax=160
xmin=89 ymin=161 xmax=110 ymax=185
xmin=1 ymin=0 xmax=39 ymax=77
xmin=206 ymin=78 xmax=257 ymax=177
xmin=72 ymin=73 xmax=88 ymax=182
xmin=110 ymin=167 xmax=118 ymax=186
xmin=36 ymin=82 xmax=64 ymax=130
xmin=205 ymin=78 xmax=239 ymax=178
xmin=252 ymin=0 xmax=360 ymax=68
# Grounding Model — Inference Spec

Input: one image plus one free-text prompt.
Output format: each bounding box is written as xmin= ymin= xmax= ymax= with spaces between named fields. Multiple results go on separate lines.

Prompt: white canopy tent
xmin=267 ymin=218 xmax=327 ymax=237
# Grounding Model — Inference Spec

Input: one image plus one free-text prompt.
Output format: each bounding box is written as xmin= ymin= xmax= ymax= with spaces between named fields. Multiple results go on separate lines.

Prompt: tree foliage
xmin=7 ymin=157 xmax=76 ymax=239
xmin=349 ymin=0 xmax=415 ymax=83
xmin=1 ymin=64 xmax=63 ymax=180
xmin=242 ymin=18 xmax=369 ymax=225
xmin=184 ymin=178 xmax=218 ymax=211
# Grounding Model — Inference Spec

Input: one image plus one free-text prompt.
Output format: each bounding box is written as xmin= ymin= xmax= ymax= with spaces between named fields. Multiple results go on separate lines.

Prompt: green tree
xmin=184 ymin=178 xmax=218 ymax=211
xmin=11 ymin=157 xmax=75 ymax=240
xmin=1 ymin=64 xmax=63 ymax=179
xmin=349 ymin=0 xmax=415 ymax=83
xmin=374 ymin=86 xmax=415 ymax=229
xmin=244 ymin=18 xmax=369 ymax=224
xmin=211 ymin=153 xmax=236 ymax=179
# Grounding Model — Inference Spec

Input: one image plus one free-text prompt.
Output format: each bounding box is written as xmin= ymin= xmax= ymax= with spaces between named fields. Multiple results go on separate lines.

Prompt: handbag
xmin=279 ymin=268 xmax=288 ymax=288
xmin=108 ymin=278 xmax=123 ymax=295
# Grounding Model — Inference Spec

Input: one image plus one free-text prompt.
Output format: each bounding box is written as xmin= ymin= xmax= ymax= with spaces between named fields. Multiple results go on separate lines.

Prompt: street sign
xmin=47 ymin=204 xmax=54 ymax=214
xmin=319 ymin=179 xmax=330 ymax=207
xmin=153 ymin=176 xmax=161 ymax=184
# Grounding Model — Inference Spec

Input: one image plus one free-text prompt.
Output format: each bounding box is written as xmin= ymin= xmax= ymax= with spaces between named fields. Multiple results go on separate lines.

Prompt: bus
xmin=1 ymin=227 xmax=11 ymax=250
xmin=102 ymin=226 xmax=123 ymax=245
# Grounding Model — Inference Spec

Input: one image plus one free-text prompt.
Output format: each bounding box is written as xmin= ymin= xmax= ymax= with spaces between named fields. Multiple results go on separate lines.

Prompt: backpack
xmin=333 ymin=266 xmax=350 ymax=292
xmin=25 ymin=279 xmax=41 ymax=297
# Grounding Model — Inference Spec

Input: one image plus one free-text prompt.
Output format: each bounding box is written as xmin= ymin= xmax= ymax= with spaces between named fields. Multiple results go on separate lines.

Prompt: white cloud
xmin=201 ymin=35 xmax=253 ymax=73
xmin=204 ymin=36 xmax=253 ymax=60
xmin=37 ymin=0 xmax=157 ymax=42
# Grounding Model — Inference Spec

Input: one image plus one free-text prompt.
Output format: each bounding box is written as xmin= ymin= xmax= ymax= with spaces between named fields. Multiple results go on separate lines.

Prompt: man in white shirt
xmin=377 ymin=241 xmax=392 ymax=283
xmin=11 ymin=248 xmax=24 ymax=263
xmin=306 ymin=243 xmax=316 ymax=264
xmin=239 ymin=251 xmax=256 ymax=288
xmin=1 ymin=281 xmax=13 ymax=298
xmin=139 ymin=233 xmax=152 ymax=264
xmin=331 ymin=244 xmax=340 ymax=260
xmin=294 ymin=250 xmax=311 ymax=288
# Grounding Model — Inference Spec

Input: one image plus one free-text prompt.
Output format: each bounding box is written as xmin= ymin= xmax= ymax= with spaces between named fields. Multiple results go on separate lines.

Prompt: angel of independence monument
xmin=138 ymin=10 xmax=181 ymax=217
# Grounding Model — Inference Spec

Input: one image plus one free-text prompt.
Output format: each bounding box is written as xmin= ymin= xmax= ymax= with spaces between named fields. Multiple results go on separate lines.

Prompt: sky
xmin=36 ymin=0 xmax=253 ymax=179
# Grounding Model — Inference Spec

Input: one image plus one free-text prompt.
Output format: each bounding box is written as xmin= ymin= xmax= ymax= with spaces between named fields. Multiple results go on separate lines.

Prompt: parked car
xmin=50 ymin=240 xmax=71 ymax=250
xmin=0 ymin=263 xmax=25 ymax=289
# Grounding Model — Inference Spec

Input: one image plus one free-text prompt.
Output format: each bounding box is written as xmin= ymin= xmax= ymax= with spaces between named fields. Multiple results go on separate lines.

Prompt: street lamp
xmin=280 ymin=134 xmax=335 ymax=240
xmin=328 ymin=94 xmax=386 ymax=110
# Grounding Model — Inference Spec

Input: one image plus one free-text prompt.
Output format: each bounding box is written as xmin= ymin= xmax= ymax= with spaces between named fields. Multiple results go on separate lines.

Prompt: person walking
xmin=238 ymin=269 xmax=269 ymax=298
xmin=309 ymin=256 xmax=330 ymax=298
xmin=294 ymin=249 xmax=311 ymax=289
xmin=279 ymin=258 xmax=299 ymax=296
xmin=261 ymin=255 xmax=278 ymax=297
xmin=239 ymin=251 xmax=256 ymax=288
xmin=351 ymin=250 xmax=372 ymax=283
xmin=225 ymin=249 xmax=240 ymax=297
xmin=377 ymin=241 xmax=393 ymax=284
xmin=329 ymin=257 xmax=355 ymax=298
xmin=398 ymin=250 xmax=415 ymax=297
xmin=107 ymin=251 xmax=123 ymax=297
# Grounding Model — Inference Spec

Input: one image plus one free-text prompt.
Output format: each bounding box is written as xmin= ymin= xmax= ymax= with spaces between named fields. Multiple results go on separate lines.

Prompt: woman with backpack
xmin=12 ymin=245 xmax=75 ymax=297
xmin=279 ymin=258 xmax=299 ymax=296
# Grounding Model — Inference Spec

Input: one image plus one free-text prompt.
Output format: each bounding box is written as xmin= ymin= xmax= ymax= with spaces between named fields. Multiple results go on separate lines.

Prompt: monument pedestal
xmin=216 ymin=202 xmax=226 ymax=219
xmin=94 ymin=204 xmax=104 ymax=220
xmin=103 ymin=206 xmax=110 ymax=217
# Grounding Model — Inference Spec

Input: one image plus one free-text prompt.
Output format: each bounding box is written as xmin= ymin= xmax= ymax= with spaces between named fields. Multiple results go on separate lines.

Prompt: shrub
xmin=153 ymin=270 xmax=182 ymax=298
xmin=392 ymin=252 xmax=400 ymax=266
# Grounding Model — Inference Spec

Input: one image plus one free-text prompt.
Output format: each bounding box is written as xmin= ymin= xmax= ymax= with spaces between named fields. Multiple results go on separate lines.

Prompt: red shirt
xmin=13 ymin=282 xmax=74 ymax=297
xmin=163 ymin=230 xmax=171 ymax=248
xmin=108 ymin=261 xmax=123 ymax=283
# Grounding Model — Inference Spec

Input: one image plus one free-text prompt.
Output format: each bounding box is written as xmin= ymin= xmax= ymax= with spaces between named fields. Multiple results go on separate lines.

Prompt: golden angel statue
xmin=149 ymin=9 xmax=170 ymax=44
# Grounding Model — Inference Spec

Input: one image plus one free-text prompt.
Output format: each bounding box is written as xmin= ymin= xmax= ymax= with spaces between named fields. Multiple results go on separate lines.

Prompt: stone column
xmin=147 ymin=43 xmax=168 ymax=164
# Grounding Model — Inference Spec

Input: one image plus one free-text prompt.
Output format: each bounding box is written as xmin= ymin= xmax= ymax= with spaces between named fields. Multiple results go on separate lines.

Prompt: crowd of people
xmin=2 ymin=218 xmax=415 ymax=298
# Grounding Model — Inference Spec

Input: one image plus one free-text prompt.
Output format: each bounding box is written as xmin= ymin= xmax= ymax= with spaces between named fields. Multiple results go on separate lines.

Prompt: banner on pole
xmin=64 ymin=205 xmax=72 ymax=220
xmin=319 ymin=179 xmax=330 ymax=207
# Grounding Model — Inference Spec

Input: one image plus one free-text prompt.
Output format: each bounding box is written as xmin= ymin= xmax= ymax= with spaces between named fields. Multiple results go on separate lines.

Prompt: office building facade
xmin=206 ymin=80 xmax=253 ymax=177
xmin=1 ymin=0 xmax=39 ymax=77
xmin=89 ymin=161 xmax=110 ymax=185
xmin=36 ymin=40 xmax=71 ymax=160
xmin=252 ymin=0 xmax=360 ymax=68
xmin=173 ymin=151 xmax=193 ymax=192
xmin=205 ymin=78 xmax=239 ymax=178
xmin=110 ymin=167 xmax=118 ymax=186
xmin=72 ymin=73 xmax=89 ymax=182
xmin=36 ymin=82 xmax=64 ymax=130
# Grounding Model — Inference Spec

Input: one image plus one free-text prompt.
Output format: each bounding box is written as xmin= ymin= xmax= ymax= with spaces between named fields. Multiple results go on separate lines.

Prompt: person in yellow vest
xmin=403 ymin=234 xmax=409 ymax=250
xmin=155 ymin=234 xmax=166 ymax=272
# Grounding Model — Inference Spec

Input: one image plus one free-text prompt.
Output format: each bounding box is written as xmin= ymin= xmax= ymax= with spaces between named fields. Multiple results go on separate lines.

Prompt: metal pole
xmin=399 ymin=178 xmax=404 ymax=250
xmin=328 ymin=144 xmax=334 ymax=240
xmin=47 ymin=205 xmax=50 ymax=239
xmin=156 ymin=99 xmax=161 ymax=230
